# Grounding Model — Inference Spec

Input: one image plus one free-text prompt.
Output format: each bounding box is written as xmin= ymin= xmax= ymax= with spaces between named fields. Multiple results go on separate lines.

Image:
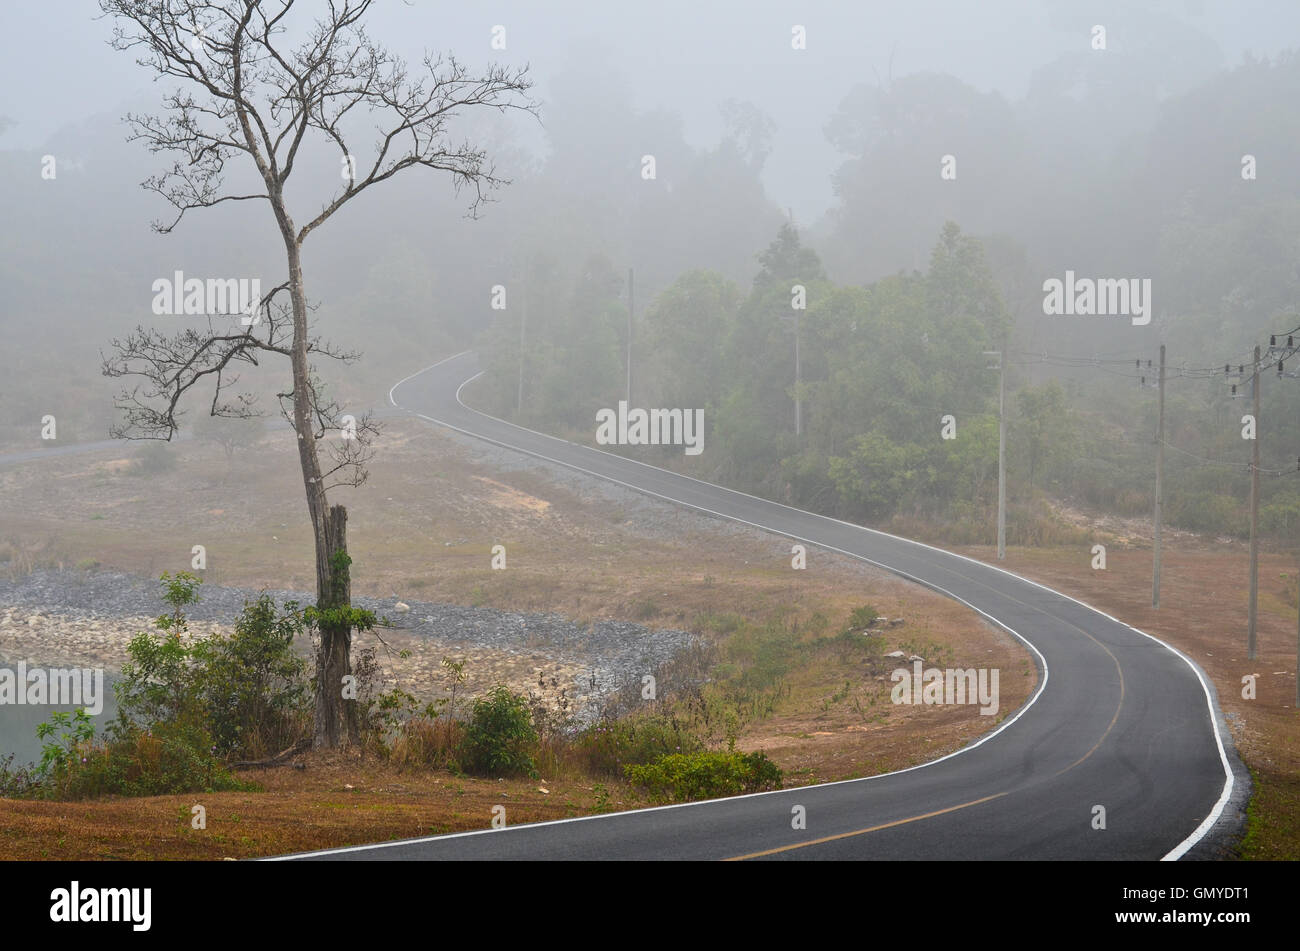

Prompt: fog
xmin=6 ymin=0 xmax=1300 ymax=731
xmin=3 ymin=2 xmax=1300 ymax=872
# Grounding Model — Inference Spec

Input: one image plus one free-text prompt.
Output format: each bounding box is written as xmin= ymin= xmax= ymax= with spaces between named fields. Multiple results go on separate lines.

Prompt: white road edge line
xmin=277 ymin=356 xmax=1232 ymax=861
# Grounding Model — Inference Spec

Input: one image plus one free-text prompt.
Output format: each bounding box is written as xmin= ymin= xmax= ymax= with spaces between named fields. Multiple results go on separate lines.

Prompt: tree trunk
xmin=313 ymin=503 xmax=357 ymax=748
xmin=279 ymin=235 xmax=356 ymax=750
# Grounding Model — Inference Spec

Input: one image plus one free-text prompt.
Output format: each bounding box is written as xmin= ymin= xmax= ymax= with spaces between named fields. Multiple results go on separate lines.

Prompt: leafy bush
xmin=459 ymin=685 xmax=538 ymax=777
xmin=110 ymin=572 xmax=206 ymax=734
xmin=52 ymin=721 xmax=253 ymax=799
xmin=36 ymin=708 xmax=96 ymax=778
xmin=112 ymin=575 xmax=311 ymax=759
xmin=10 ymin=572 xmax=304 ymax=800
xmin=191 ymin=594 xmax=310 ymax=758
xmin=624 ymin=749 xmax=783 ymax=802
xmin=25 ymin=706 xmax=251 ymax=800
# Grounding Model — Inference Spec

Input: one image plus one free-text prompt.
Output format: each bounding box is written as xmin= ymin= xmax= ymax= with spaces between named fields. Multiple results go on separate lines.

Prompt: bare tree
xmin=99 ymin=0 xmax=537 ymax=748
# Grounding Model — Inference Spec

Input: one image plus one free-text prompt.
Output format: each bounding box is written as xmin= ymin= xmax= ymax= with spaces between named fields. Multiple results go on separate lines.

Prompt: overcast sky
xmin=2 ymin=1 xmax=1297 ymax=221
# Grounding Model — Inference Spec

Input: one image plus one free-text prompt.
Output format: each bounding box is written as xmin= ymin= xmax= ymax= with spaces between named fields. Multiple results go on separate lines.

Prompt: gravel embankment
xmin=0 ymin=568 xmax=698 ymax=724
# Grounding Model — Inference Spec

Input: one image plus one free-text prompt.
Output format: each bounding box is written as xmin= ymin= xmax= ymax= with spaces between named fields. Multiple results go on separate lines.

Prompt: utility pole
xmin=626 ymin=267 xmax=634 ymax=406
xmin=516 ymin=290 xmax=527 ymax=417
xmin=1153 ymin=344 xmax=1166 ymax=608
xmin=794 ymin=308 xmax=802 ymax=439
xmin=984 ymin=349 xmax=1006 ymax=560
xmin=997 ymin=345 xmax=1006 ymax=560
xmin=1248 ymin=345 xmax=1261 ymax=661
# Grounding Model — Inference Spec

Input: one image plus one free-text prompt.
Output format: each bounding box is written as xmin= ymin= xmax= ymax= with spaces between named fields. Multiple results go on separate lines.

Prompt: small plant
xmin=847 ymin=605 xmax=880 ymax=631
xmin=36 ymin=709 xmax=96 ymax=779
xmin=0 ymin=753 xmax=39 ymax=798
xmin=440 ymin=657 xmax=467 ymax=723
xmin=460 ymin=685 xmax=538 ymax=778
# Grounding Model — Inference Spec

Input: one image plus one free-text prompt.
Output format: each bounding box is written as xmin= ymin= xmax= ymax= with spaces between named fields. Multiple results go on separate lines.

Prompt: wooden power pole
xmin=984 ymin=349 xmax=1007 ymax=560
xmin=626 ymin=267 xmax=634 ymax=406
xmin=1153 ymin=344 xmax=1166 ymax=609
xmin=516 ymin=290 xmax=527 ymax=417
xmin=1248 ymin=345 xmax=1261 ymax=661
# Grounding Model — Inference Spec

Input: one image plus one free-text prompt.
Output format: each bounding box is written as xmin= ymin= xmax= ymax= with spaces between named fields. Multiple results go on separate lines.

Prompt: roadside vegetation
xmin=4 ymin=567 xmax=998 ymax=813
xmin=3 ymin=573 xmax=857 ymax=805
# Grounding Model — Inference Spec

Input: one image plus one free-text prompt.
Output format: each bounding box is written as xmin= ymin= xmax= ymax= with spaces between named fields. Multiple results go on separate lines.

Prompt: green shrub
xmin=460 ymin=685 xmax=538 ymax=777
xmin=624 ymin=749 xmax=783 ymax=802
xmin=25 ymin=708 xmax=252 ymax=800
xmin=113 ymin=576 xmax=310 ymax=761
xmin=53 ymin=722 xmax=253 ymax=800
xmin=20 ymin=571 xmax=306 ymax=800
xmin=191 ymin=594 xmax=310 ymax=759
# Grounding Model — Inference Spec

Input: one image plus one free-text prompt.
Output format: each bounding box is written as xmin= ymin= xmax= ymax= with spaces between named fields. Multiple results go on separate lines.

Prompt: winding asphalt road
xmin=279 ymin=351 xmax=1245 ymax=861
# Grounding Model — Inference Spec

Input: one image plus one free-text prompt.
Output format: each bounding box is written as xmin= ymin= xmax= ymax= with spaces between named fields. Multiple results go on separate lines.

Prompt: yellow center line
xmin=723 ymin=791 xmax=1014 ymax=860
xmin=724 ymin=573 xmax=1127 ymax=861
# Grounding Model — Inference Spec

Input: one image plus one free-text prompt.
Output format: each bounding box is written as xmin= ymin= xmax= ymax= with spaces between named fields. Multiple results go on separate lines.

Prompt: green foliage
xmin=114 ymin=629 xmax=200 ymax=729
xmin=304 ymin=603 xmax=377 ymax=633
xmin=57 ymin=721 xmax=253 ymax=799
xmin=1012 ymin=380 xmax=1077 ymax=493
xmin=191 ymin=594 xmax=311 ymax=758
xmin=48 ymin=573 xmax=314 ymax=798
xmin=36 ymin=709 xmax=95 ymax=778
xmin=624 ymin=749 xmax=783 ymax=802
xmin=155 ymin=570 xmax=201 ymax=635
xmin=459 ymin=685 xmax=539 ymax=777
xmin=828 ymin=431 xmax=928 ymax=519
